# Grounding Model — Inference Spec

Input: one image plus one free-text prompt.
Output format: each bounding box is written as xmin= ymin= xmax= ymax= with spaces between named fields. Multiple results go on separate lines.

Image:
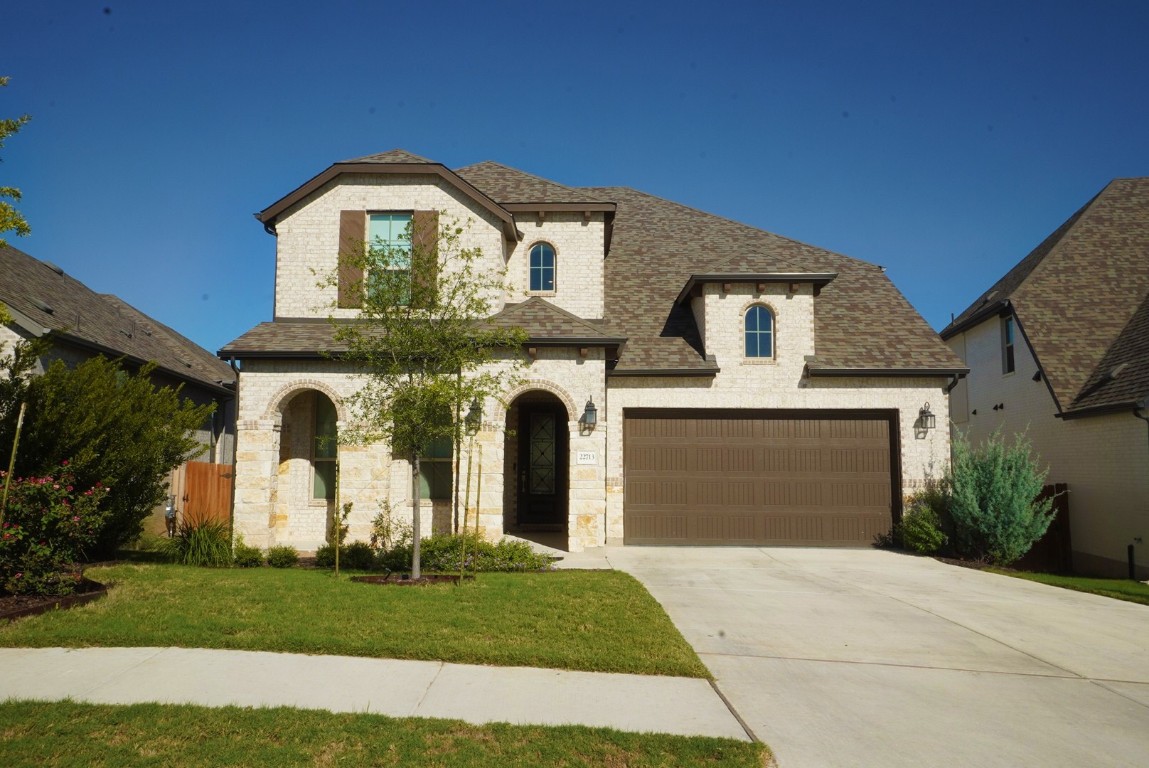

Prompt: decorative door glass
xmin=529 ymin=413 xmax=556 ymax=495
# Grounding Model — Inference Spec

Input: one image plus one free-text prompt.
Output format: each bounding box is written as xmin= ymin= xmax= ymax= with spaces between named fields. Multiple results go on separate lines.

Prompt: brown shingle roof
xmin=942 ymin=178 xmax=1149 ymax=413
xmin=487 ymin=298 xmax=624 ymax=343
xmin=343 ymin=149 xmax=434 ymax=164
xmin=0 ymin=245 xmax=235 ymax=393
xmin=232 ymin=152 xmax=963 ymax=377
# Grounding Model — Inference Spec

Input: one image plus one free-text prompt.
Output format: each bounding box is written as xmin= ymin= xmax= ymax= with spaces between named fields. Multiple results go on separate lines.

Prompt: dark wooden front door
xmin=516 ymin=403 xmax=568 ymax=529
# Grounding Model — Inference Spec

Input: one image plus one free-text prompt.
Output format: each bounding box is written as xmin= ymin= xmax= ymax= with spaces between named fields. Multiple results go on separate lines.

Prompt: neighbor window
xmin=529 ymin=243 xmax=556 ymax=292
xmin=1002 ymin=315 xmax=1016 ymax=374
xmin=745 ymin=305 xmax=775 ymax=358
xmin=368 ymin=212 xmax=412 ymax=304
xmin=418 ymin=436 xmax=453 ymax=501
xmin=312 ymin=394 xmax=338 ymax=500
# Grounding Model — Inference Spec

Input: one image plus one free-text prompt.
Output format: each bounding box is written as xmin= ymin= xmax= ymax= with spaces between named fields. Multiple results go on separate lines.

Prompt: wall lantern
xmin=580 ymin=398 xmax=598 ymax=432
xmin=465 ymin=397 xmax=482 ymax=436
xmin=918 ymin=402 xmax=936 ymax=431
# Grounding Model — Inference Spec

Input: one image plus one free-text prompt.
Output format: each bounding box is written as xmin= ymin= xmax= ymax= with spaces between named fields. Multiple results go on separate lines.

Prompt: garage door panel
xmin=624 ymin=411 xmax=895 ymax=546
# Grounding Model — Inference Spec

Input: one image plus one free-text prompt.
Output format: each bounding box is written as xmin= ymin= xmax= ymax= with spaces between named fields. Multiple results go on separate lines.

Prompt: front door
xmin=516 ymin=403 xmax=568 ymax=529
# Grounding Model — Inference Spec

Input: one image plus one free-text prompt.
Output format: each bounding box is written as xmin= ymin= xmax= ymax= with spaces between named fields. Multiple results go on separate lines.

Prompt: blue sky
xmin=4 ymin=1 xmax=1148 ymax=354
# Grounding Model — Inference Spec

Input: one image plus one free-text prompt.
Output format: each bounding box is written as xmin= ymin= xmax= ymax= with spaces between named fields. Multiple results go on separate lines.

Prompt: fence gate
xmin=180 ymin=461 xmax=234 ymax=527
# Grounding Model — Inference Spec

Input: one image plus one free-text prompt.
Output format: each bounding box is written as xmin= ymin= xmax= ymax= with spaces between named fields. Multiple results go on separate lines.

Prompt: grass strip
xmin=987 ymin=568 xmax=1149 ymax=606
xmin=0 ymin=564 xmax=709 ymax=678
xmin=0 ymin=700 xmax=765 ymax=768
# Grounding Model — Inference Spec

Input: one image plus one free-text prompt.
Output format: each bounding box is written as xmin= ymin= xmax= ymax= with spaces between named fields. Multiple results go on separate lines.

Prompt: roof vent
xmin=1106 ymin=363 xmax=1128 ymax=380
xmin=41 ymin=261 xmax=64 ymax=276
xmin=31 ymin=298 xmax=54 ymax=314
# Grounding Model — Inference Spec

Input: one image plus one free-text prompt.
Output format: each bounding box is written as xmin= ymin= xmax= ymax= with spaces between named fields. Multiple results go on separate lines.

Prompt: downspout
xmin=227 ymin=357 xmax=240 ymax=539
xmin=1133 ymin=399 xmax=1149 ymax=580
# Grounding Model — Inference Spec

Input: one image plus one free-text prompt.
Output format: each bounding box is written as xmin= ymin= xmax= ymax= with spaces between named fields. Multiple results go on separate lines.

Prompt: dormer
xmin=676 ymin=272 xmax=837 ymax=375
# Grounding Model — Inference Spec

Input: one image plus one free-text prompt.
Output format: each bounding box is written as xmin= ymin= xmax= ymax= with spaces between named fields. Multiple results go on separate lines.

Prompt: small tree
xmin=0 ymin=355 xmax=215 ymax=558
xmin=1 ymin=75 xmax=32 ymax=246
xmin=948 ymin=430 xmax=1055 ymax=565
xmin=329 ymin=215 xmax=526 ymax=580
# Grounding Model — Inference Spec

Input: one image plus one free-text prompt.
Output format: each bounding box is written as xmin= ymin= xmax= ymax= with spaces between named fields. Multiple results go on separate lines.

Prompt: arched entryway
xmin=503 ymin=390 xmax=570 ymax=547
xmin=274 ymin=388 xmax=339 ymax=548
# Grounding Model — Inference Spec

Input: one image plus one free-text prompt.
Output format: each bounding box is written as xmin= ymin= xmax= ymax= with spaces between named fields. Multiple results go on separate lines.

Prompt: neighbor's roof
xmin=229 ymin=151 xmax=965 ymax=377
xmin=0 ymin=245 xmax=235 ymax=395
xmin=941 ymin=178 xmax=1149 ymax=414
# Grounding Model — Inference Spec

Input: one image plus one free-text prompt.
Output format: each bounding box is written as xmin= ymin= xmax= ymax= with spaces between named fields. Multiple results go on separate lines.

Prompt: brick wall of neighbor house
xmin=948 ymin=318 xmax=1149 ymax=578
xmin=233 ymin=350 xmax=610 ymax=552
xmin=504 ymin=213 xmax=606 ymax=319
xmin=272 ymin=174 xmax=509 ymax=320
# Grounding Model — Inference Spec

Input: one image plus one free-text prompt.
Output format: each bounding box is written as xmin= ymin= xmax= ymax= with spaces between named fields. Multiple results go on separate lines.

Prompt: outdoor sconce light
xmin=464 ymin=397 xmax=482 ymax=436
xmin=580 ymin=398 xmax=598 ymax=432
xmin=918 ymin=402 xmax=936 ymax=431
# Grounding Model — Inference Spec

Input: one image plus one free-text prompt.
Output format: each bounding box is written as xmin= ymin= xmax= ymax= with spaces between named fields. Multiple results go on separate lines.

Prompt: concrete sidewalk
xmin=0 ymin=646 xmax=750 ymax=741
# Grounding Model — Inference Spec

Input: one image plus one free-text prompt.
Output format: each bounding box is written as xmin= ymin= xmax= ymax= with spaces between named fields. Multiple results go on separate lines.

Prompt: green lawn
xmin=0 ymin=564 xmax=709 ymax=678
xmin=0 ymin=700 xmax=765 ymax=768
xmin=988 ymin=568 xmax=1149 ymax=606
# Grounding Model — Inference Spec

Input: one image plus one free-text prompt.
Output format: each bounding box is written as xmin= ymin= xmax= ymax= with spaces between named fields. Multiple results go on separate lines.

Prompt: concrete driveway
xmin=607 ymin=547 xmax=1149 ymax=768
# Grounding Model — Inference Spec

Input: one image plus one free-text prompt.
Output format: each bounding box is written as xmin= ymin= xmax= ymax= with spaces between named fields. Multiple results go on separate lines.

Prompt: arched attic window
xmin=744 ymin=305 xmax=775 ymax=358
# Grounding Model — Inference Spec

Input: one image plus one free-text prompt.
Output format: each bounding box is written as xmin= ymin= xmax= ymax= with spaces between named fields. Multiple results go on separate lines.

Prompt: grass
xmin=0 ymin=564 xmax=709 ymax=678
xmin=0 ymin=700 xmax=765 ymax=768
xmin=987 ymin=568 xmax=1149 ymax=606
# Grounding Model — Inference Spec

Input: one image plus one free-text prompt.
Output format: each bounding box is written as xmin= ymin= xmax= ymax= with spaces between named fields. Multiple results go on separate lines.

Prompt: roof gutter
xmin=806 ymin=367 xmax=969 ymax=378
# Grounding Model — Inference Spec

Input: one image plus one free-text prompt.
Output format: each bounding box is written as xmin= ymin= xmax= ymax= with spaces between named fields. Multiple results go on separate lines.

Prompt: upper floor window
xmin=1001 ymin=315 xmax=1016 ymax=374
xmin=745 ymin=305 xmax=774 ymax=358
xmin=529 ymin=243 xmax=556 ymax=292
xmin=369 ymin=213 xmax=412 ymax=304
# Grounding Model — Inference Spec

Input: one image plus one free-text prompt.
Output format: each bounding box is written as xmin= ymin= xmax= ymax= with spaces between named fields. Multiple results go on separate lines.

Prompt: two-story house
xmin=942 ymin=178 xmax=1149 ymax=578
xmin=220 ymin=150 xmax=965 ymax=553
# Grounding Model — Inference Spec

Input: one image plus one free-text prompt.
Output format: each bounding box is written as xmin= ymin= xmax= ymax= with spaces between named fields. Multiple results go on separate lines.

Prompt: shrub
xmin=0 ymin=354 xmax=215 ymax=558
xmin=379 ymin=532 xmax=552 ymax=573
xmin=314 ymin=544 xmax=336 ymax=568
xmin=900 ymin=504 xmax=948 ymax=555
xmin=232 ymin=536 xmax=264 ymax=568
xmin=0 ymin=467 xmax=109 ymax=595
xmin=266 ymin=545 xmax=299 ymax=568
xmin=341 ymin=541 xmax=375 ymax=571
xmin=948 ymin=431 xmax=1054 ymax=565
xmin=166 ymin=519 xmax=232 ymax=567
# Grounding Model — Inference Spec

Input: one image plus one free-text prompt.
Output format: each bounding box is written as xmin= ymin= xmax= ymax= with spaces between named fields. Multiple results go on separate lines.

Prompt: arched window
xmin=745 ymin=305 xmax=774 ymax=358
xmin=312 ymin=393 xmax=338 ymax=500
xmin=529 ymin=243 xmax=556 ymax=292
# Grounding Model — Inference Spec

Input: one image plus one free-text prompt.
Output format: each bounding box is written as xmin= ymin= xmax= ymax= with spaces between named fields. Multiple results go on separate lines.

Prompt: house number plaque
xmin=576 ymin=451 xmax=597 ymax=465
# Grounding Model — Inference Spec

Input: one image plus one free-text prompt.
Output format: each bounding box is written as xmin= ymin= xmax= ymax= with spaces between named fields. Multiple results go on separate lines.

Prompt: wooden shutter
xmin=411 ymin=210 xmax=439 ymax=308
xmin=337 ymin=210 xmax=366 ymax=308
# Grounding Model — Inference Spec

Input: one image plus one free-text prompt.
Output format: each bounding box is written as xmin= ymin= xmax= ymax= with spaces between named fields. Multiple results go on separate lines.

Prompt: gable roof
xmin=486 ymin=298 xmax=625 ymax=345
xmin=255 ymin=150 xmax=520 ymax=241
xmin=941 ymin=178 xmax=1149 ymax=414
xmin=0 ymin=244 xmax=235 ymax=395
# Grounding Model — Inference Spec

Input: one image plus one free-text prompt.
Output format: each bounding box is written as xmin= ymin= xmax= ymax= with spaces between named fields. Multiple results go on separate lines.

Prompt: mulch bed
xmin=0 ymin=578 xmax=108 ymax=622
xmin=351 ymin=573 xmax=475 ymax=586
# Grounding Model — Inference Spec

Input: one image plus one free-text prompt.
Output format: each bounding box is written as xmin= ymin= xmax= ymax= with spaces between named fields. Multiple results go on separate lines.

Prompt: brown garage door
xmin=623 ymin=410 xmax=897 ymax=545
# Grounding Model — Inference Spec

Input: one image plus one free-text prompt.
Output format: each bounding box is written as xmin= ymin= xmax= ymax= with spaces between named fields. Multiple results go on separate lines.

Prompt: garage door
xmin=623 ymin=410 xmax=896 ymax=545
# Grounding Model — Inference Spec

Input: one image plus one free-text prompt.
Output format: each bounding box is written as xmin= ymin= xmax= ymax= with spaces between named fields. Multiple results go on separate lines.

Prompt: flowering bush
xmin=0 ymin=463 xmax=109 ymax=596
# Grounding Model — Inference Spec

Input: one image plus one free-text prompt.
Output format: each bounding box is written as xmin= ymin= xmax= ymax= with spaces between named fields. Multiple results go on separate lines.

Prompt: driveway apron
xmin=608 ymin=547 xmax=1149 ymax=768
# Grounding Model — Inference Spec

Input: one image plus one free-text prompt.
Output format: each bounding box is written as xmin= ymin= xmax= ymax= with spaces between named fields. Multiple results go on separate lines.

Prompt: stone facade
xmin=948 ymin=316 xmax=1149 ymax=578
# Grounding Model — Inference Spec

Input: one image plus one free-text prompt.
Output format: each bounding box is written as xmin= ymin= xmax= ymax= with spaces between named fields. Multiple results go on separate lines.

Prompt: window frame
xmin=1001 ymin=315 xmax=1016 ymax=374
xmin=744 ymin=304 xmax=776 ymax=359
xmin=528 ymin=242 xmax=557 ymax=293
xmin=367 ymin=212 xmax=414 ymax=305
xmin=417 ymin=435 xmax=453 ymax=501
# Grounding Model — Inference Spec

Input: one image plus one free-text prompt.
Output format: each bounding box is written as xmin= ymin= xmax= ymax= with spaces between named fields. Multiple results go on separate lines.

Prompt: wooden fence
xmin=1014 ymin=483 xmax=1072 ymax=573
xmin=170 ymin=461 xmax=234 ymax=528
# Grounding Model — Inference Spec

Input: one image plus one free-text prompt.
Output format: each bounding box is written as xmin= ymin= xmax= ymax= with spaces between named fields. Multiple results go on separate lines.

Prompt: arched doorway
xmin=503 ymin=390 xmax=570 ymax=545
xmin=275 ymin=389 xmax=339 ymax=548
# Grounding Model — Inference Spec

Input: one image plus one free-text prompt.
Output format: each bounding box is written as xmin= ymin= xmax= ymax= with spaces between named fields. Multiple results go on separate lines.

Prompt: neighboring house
xmin=221 ymin=149 xmax=966 ymax=553
xmin=0 ymin=244 xmax=237 ymax=522
xmin=941 ymin=178 xmax=1149 ymax=578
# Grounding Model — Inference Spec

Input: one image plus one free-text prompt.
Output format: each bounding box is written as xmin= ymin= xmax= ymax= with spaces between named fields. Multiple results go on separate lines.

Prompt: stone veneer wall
xmin=504 ymin=212 xmax=606 ymax=319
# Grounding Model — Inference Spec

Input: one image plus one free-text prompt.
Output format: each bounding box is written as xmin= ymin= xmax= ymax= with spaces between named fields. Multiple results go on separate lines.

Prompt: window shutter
xmin=411 ymin=210 xmax=439 ymax=308
xmin=337 ymin=210 xmax=366 ymax=308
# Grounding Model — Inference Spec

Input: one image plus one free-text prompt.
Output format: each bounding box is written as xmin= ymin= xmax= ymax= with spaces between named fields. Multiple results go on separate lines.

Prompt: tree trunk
xmin=411 ymin=451 xmax=422 ymax=580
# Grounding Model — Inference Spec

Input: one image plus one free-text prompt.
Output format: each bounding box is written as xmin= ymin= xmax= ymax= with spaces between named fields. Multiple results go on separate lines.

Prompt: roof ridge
xmin=458 ymin=160 xmax=580 ymax=192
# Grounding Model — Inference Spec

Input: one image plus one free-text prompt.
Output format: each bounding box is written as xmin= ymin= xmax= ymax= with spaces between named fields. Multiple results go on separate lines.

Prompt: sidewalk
xmin=0 ymin=646 xmax=750 ymax=741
